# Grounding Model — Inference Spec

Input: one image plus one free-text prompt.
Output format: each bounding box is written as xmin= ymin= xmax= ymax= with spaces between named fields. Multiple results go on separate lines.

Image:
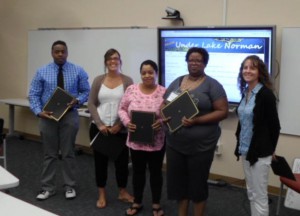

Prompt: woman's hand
xmin=127 ymin=122 xmax=136 ymax=133
xmin=97 ymin=125 xmax=109 ymax=136
xmin=152 ymin=119 xmax=162 ymax=131
xmin=109 ymin=124 xmax=122 ymax=134
xmin=182 ymin=116 xmax=196 ymax=127
xmin=161 ymin=116 xmax=171 ymax=124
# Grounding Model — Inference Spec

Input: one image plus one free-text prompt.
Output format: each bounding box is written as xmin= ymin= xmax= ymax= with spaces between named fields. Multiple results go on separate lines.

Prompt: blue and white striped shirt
xmin=29 ymin=61 xmax=90 ymax=115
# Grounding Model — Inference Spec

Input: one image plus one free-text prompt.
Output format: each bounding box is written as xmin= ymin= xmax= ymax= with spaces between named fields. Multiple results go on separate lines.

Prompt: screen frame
xmin=157 ymin=25 xmax=277 ymax=105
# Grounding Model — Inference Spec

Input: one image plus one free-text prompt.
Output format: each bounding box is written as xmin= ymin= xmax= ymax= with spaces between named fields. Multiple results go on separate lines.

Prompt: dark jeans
xmin=130 ymin=146 xmax=165 ymax=204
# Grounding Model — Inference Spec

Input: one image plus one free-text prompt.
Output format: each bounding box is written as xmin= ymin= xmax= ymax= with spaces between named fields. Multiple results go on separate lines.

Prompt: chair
xmin=276 ymin=159 xmax=300 ymax=215
xmin=0 ymin=119 xmax=6 ymax=169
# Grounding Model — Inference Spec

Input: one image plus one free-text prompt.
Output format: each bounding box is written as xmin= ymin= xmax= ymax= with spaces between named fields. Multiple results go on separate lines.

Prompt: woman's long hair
xmin=237 ymin=55 xmax=272 ymax=94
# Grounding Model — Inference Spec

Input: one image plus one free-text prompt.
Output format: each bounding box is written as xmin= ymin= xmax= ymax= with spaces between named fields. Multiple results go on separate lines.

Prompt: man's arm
xmin=76 ymin=68 xmax=90 ymax=105
xmin=28 ymin=71 xmax=44 ymax=116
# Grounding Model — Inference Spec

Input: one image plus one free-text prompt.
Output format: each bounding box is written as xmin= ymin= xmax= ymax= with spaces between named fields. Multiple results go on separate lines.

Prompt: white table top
xmin=0 ymin=98 xmax=29 ymax=107
xmin=0 ymin=165 xmax=19 ymax=190
xmin=77 ymin=108 xmax=90 ymax=118
xmin=0 ymin=191 xmax=59 ymax=216
xmin=0 ymin=98 xmax=90 ymax=118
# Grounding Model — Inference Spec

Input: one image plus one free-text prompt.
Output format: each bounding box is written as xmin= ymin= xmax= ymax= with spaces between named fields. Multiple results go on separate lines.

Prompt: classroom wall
xmin=1 ymin=0 xmax=300 ymax=188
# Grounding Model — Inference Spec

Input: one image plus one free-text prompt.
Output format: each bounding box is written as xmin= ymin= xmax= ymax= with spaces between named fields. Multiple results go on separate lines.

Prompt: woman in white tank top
xmin=88 ymin=49 xmax=134 ymax=209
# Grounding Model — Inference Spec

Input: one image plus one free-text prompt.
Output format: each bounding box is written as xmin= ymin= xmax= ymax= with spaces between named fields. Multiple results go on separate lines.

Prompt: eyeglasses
xmin=107 ymin=57 xmax=120 ymax=61
xmin=187 ymin=59 xmax=204 ymax=64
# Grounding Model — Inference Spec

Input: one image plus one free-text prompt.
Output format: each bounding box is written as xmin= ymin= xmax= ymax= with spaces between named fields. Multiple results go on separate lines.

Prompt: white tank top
xmin=97 ymin=84 xmax=124 ymax=126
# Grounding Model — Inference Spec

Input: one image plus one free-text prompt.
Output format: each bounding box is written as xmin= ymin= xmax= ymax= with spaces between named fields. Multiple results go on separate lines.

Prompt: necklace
xmin=180 ymin=75 xmax=205 ymax=91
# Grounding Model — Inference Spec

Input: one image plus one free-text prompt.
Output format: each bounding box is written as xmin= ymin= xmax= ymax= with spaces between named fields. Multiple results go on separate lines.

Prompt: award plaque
xmin=43 ymin=87 xmax=75 ymax=121
xmin=161 ymin=91 xmax=199 ymax=132
xmin=271 ymin=155 xmax=296 ymax=180
xmin=129 ymin=111 xmax=155 ymax=145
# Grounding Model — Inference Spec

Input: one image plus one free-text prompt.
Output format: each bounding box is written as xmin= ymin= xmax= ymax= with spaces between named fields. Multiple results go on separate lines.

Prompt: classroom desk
xmin=0 ymin=191 xmax=59 ymax=216
xmin=0 ymin=98 xmax=30 ymax=136
xmin=0 ymin=98 xmax=90 ymax=136
xmin=0 ymin=165 xmax=19 ymax=190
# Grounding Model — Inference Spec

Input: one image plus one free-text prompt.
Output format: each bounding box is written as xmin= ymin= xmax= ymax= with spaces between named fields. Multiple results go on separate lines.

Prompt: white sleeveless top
xmin=97 ymin=84 xmax=124 ymax=126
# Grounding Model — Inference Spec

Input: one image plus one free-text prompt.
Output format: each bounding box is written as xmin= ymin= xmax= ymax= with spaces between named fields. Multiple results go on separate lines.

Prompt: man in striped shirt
xmin=29 ymin=40 xmax=90 ymax=201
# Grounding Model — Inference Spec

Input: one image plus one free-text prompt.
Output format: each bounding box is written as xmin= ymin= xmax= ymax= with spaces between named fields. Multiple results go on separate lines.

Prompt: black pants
xmin=130 ymin=146 xmax=165 ymax=204
xmin=166 ymin=146 xmax=214 ymax=202
xmin=89 ymin=123 xmax=129 ymax=188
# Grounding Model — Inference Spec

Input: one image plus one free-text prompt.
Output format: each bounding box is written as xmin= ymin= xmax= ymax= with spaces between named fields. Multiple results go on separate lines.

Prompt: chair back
xmin=283 ymin=158 xmax=300 ymax=211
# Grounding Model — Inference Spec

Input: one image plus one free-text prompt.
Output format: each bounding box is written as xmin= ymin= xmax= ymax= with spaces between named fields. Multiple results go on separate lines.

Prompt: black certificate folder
xmin=43 ymin=87 xmax=75 ymax=121
xmin=129 ymin=111 xmax=155 ymax=145
xmin=271 ymin=155 xmax=296 ymax=181
xmin=161 ymin=91 xmax=199 ymax=133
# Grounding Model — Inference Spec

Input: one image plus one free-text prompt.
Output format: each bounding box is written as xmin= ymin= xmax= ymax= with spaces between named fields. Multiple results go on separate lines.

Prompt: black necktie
xmin=57 ymin=65 xmax=64 ymax=89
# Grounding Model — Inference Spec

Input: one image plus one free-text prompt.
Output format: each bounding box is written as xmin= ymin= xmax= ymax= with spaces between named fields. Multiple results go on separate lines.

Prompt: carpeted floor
xmin=1 ymin=137 xmax=299 ymax=216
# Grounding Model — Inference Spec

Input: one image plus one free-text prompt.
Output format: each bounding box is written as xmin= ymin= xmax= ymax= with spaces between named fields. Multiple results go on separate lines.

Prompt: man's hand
xmin=38 ymin=111 xmax=53 ymax=119
xmin=67 ymin=98 xmax=79 ymax=108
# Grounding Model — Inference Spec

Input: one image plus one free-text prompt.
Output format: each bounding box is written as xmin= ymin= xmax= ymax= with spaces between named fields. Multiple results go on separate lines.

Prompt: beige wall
xmin=1 ymin=0 xmax=300 ymax=187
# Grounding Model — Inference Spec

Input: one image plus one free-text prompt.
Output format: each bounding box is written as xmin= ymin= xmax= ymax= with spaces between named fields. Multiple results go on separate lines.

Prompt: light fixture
xmin=162 ymin=7 xmax=184 ymax=26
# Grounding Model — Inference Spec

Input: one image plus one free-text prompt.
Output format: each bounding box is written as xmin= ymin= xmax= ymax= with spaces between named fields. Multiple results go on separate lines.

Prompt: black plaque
xmin=271 ymin=155 xmax=296 ymax=181
xmin=129 ymin=111 xmax=155 ymax=145
xmin=161 ymin=91 xmax=199 ymax=132
xmin=43 ymin=87 xmax=75 ymax=121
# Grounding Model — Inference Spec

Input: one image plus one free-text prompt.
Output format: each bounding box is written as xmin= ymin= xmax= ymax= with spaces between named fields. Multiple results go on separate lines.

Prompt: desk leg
xmin=7 ymin=105 xmax=22 ymax=139
xmin=8 ymin=104 xmax=15 ymax=136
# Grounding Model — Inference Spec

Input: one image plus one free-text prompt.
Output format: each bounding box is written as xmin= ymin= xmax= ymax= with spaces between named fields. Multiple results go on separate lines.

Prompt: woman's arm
xmin=87 ymin=76 xmax=105 ymax=128
xmin=183 ymin=97 xmax=228 ymax=126
xmin=118 ymin=87 xmax=132 ymax=128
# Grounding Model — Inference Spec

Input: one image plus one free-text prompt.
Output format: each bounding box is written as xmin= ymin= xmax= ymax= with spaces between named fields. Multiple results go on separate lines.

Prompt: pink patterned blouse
xmin=118 ymin=84 xmax=166 ymax=151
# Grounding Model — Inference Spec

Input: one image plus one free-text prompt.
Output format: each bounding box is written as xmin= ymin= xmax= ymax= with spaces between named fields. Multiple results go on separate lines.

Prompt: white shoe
xmin=65 ymin=188 xmax=76 ymax=199
xmin=36 ymin=190 xmax=55 ymax=200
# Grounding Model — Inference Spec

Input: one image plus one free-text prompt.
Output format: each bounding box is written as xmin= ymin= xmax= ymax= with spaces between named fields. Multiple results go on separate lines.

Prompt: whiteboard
xmin=27 ymin=28 xmax=157 ymax=92
xmin=284 ymin=158 xmax=300 ymax=210
xmin=278 ymin=28 xmax=300 ymax=136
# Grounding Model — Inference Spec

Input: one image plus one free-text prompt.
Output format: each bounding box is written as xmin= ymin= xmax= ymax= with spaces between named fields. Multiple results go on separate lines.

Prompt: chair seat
xmin=280 ymin=173 xmax=300 ymax=193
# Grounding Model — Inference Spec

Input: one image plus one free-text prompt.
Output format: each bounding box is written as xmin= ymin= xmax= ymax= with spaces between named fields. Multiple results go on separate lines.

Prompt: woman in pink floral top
xmin=118 ymin=60 xmax=166 ymax=216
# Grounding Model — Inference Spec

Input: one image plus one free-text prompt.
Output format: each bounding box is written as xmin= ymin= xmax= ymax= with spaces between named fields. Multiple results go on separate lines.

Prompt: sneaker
xmin=36 ymin=190 xmax=55 ymax=201
xmin=65 ymin=188 xmax=76 ymax=199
